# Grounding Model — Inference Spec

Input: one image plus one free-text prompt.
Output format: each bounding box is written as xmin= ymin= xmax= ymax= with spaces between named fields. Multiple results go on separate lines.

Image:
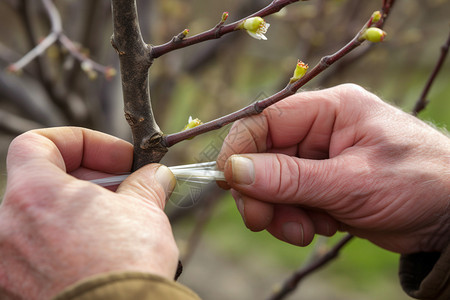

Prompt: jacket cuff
xmin=399 ymin=244 xmax=450 ymax=299
xmin=52 ymin=272 xmax=200 ymax=300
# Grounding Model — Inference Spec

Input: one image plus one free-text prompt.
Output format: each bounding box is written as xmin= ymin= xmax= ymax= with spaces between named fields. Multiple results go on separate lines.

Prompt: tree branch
xmin=268 ymin=234 xmax=354 ymax=300
xmin=183 ymin=0 xmax=263 ymax=73
xmin=163 ymin=6 xmax=392 ymax=147
xmin=16 ymin=0 xmax=60 ymax=106
xmin=317 ymin=0 xmax=396 ymax=87
xmin=151 ymin=0 xmax=300 ymax=59
xmin=59 ymin=34 xmax=115 ymax=78
xmin=110 ymin=0 xmax=167 ymax=169
xmin=412 ymin=31 xmax=450 ymax=116
xmin=8 ymin=31 xmax=58 ymax=72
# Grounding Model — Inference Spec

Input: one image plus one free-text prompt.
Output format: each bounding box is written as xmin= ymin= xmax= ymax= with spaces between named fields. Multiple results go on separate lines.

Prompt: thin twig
xmin=59 ymin=34 xmax=115 ymax=77
xmin=412 ymin=31 xmax=450 ymax=116
xmin=16 ymin=0 xmax=62 ymax=110
xmin=163 ymin=7 xmax=391 ymax=147
xmin=8 ymin=32 xmax=58 ymax=72
xmin=317 ymin=0 xmax=396 ymax=87
xmin=42 ymin=0 xmax=62 ymax=31
xmin=184 ymin=0 xmax=262 ymax=73
xmin=268 ymin=234 xmax=354 ymax=300
xmin=151 ymin=0 xmax=300 ymax=59
xmin=8 ymin=0 xmax=61 ymax=72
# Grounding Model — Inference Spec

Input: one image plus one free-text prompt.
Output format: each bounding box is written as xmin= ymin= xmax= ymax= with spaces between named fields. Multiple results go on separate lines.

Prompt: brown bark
xmin=111 ymin=0 xmax=167 ymax=169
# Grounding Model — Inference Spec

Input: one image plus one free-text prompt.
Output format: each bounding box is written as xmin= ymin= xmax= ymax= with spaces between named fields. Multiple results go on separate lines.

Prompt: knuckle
xmin=265 ymin=154 xmax=302 ymax=201
xmin=7 ymin=132 xmax=33 ymax=158
xmin=339 ymin=82 xmax=362 ymax=90
xmin=3 ymin=172 xmax=63 ymax=215
xmin=4 ymin=179 xmax=42 ymax=212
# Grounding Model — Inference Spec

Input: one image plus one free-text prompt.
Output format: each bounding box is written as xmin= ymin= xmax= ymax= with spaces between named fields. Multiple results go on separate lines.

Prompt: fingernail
xmin=235 ymin=195 xmax=247 ymax=226
xmin=282 ymin=222 xmax=304 ymax=245
xmin=230 ymin=156 xmax=255 ymax=185
xmin=236 ymin=196 xmax=245 ymax=217
xmin=155 ymin=166 xmax=176 ymax=198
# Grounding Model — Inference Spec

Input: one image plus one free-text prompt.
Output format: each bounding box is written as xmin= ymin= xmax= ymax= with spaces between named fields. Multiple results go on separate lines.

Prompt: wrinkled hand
xmin=0 ymin=128 xmax=178 ymax=300
xmin=218 ymin=84 xmax=450 ymax=254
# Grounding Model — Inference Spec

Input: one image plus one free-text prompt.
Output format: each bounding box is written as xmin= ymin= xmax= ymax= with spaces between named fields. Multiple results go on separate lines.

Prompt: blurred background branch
xmin=269 ymin=234 xmax=354 ymax=300
xmin=9 ymin=0 xmax=114 ymax=77
xmin=413 ymin=30 xmax=450 ymax=116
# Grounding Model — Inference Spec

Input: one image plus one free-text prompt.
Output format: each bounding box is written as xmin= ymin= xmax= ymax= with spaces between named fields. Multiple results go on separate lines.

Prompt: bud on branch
xmin=360 ymin=27 xmax=387 ymax=43
xmin=237 ymin=17 xmax=271 ymax=40
xmin=290 ymin=60 xmax=309 ymax=83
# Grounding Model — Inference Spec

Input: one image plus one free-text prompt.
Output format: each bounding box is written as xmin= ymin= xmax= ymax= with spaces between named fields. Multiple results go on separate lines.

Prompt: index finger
xmin=217 ymin=88 xmax=340 ymax=169
xmin=7 ymin=127 xmax=133 ymax=175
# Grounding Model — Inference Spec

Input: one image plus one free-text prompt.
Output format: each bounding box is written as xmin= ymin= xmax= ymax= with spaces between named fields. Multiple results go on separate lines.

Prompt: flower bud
xmin=290 ymin=60 xmax=308 ymax=83
xmin=174 ymin=29 xmax=189 ymax=41
xmin=242 ymin=17 xmax=264 ymax=31
xmin=371 ymin=11 xmax=382 ymax=23
xmin=222 ymin=12 xmax=229 ymax=22
xmin=361 ymin=27 xmax=387 ymax=42
xmin=183 ymin=116 xmax=203 ymax=131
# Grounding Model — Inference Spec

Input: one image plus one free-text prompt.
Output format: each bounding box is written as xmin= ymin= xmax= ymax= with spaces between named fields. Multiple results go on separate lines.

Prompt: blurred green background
xmin=0 ymin=0 xmax=449 ymax=299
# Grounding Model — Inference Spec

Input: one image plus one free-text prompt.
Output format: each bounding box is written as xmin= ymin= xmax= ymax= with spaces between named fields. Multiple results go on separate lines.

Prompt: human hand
xmin=217 ymin=84 xmax=450 ymax=254
xmin=0 ymin=127 xmax=178 ymax=300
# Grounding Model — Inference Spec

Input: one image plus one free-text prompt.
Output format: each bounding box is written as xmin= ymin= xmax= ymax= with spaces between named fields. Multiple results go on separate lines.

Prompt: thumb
xmin=117 ymin=164 xmax=176 ymax=210
xmin=224 ymin=153 xmax=355 ymax=210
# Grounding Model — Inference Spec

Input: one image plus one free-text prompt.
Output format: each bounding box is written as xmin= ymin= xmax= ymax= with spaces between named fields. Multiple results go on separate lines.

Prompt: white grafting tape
xmin=89 ymin=161 xmax=225 ymax=187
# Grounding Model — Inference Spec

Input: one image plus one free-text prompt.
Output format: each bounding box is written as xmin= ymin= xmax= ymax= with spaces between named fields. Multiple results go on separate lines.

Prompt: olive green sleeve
xmin=52 ymin=272 xmax=200 ymax=300
xmin=399 ymin=244 xmax=450 ymax=300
